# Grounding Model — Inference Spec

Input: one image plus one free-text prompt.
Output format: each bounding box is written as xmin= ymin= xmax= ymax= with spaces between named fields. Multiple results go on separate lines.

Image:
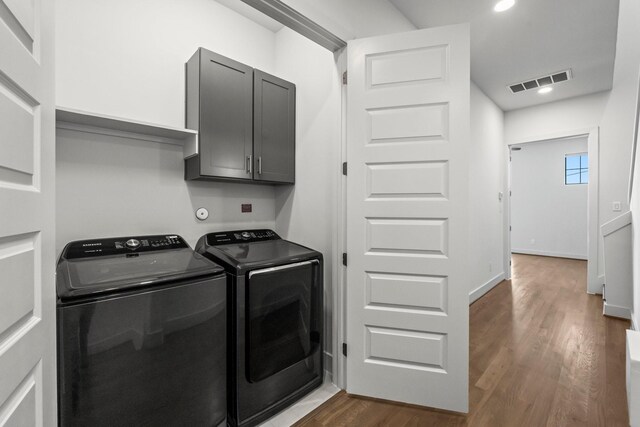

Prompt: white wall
xmin=56 ymin=0 xmax=278 ymax=128
xmin=510 ymin=136 xmax=589 ymax=260
xmin=616 ymin=0 xmax=640 ymax=329
xmin=468 ymin=83 xmax=506 ymax=302
xmin=632 ymin=106 xmax=640 ymax=329
xmin=505 ymin=91 xmax=608 ymax=278
xmin=598 ymin=0 xmax=640 ymax=270
xmin=56 ymin=129 xmax=276 ymax=254
xmin=54 ymin=0 xmax=287 ymax=254
xmin=504 ymin=91 xmax=609 ymax=144
xmin=271 ymin=27 xmax=341 ymax=366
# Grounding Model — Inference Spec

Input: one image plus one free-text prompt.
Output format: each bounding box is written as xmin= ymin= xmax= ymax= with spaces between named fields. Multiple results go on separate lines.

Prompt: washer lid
xmin=56 ymin=235 xmax=224 ymax=300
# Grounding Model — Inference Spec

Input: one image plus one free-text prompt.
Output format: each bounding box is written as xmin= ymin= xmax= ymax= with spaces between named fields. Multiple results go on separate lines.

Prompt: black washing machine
xmin=195 ymin=229 xmax=323 ymax=427
xmin=56 ymin=234 xmax=227 ymax=426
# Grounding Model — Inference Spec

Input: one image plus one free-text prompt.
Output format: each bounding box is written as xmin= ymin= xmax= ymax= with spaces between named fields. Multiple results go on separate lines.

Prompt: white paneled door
xmin=346 ymin=25 xmax=470 ymax=412
xmin=0 ymin=0 xmax=56 ymax=425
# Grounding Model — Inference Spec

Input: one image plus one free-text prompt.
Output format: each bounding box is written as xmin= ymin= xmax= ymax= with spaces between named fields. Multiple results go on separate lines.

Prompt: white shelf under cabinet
xmin=55 ymin=107 xmax=198 ymax=159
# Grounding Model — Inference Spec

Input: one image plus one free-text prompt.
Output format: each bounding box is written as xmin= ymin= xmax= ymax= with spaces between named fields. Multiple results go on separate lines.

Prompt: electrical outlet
xmin=613 ymin=201 xmax=622 ymax=212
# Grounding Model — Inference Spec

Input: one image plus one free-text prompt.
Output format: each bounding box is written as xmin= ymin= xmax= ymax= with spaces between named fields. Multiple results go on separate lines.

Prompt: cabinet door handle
xmin=258 ymin=156 xmax=262 ymax=175
xmin=246 ymin=155 xmax=252 ymax=174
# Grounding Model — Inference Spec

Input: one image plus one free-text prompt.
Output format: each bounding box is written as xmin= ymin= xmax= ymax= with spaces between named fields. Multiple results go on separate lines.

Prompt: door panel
xmin=365 ymin=272 xmax=447 ymax=313
xmin=253 ymin=69 xmax=295 ymax=183
xmin=0 ymin=234 xmax=36 ymax=335
xmin=0 ymin=0 xmax=56 ymax=424
xmin=346 ymin=25 xmax=470 ymax=412
xmin=198 ymin=49 xmax=253 ymax=180
xmin=1 ymin=0 xmax=35 ymax=46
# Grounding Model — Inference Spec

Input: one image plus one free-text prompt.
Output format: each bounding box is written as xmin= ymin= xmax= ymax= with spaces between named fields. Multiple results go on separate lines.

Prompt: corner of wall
xmin=469 ymin=80 xmax=507 ymax=300
xmin=469 ymin=273 xmax=506 ymax=305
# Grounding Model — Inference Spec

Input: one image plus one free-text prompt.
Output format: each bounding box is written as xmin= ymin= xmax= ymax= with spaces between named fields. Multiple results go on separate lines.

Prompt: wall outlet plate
xmin=613 ymin=201 xmax=622 ymax=212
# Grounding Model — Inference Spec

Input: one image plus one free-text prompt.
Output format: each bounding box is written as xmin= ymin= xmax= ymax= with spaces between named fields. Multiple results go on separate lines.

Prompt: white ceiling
xmin=389 ymin=0 xmax=620 ymax=111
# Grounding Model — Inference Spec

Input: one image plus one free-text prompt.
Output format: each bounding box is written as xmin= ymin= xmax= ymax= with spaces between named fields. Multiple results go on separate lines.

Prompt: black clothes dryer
xmin=195 ymin=229 xmax=323 ymax=427
xmin=56 ymin=234 xmax=227 ymax=426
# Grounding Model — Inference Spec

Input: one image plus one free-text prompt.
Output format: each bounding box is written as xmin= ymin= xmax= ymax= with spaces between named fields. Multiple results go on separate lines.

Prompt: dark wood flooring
xmin=294 ymin=254 xmax=630 ymax=426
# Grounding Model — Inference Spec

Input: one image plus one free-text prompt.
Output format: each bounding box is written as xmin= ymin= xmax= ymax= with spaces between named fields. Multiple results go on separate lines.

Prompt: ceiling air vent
xmin=508 ymin=69 xmax=572 ymax=94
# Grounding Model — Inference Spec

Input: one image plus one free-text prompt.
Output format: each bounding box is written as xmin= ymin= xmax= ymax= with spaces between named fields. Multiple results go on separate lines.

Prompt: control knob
xmin=126 ymin=239 xmax=141 ymax=249
xmin=241 ymin=232 xmax=251 ymax=239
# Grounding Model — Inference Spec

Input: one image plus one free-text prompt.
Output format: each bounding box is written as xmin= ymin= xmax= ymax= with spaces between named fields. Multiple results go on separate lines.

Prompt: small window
xmin=565 ymin=153 xmax=588 ymax=185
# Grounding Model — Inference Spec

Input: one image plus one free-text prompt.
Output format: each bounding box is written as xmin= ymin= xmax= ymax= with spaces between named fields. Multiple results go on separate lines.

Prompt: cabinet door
xmin=199 ymin=49 xmax=254 ymax=180
xmin=253 ymin=70 xmax=296 ymax=183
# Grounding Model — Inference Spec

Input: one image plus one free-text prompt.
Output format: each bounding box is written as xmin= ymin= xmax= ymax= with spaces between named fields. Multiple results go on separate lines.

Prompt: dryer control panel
xmin=64 ymin=235 xmax=189 ymax=259
xmin=206 ymin=229 xmax=280 ymax=245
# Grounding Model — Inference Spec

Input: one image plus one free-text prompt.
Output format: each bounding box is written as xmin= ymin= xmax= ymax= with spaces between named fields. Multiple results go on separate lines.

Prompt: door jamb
xmin=505 ymin=127 xmax=602 ymax=294
xmin=333 ymin=47 xmax=348 ymax=389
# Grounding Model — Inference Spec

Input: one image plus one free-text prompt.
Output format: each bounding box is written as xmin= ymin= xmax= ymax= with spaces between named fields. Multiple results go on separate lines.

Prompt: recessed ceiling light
xmin=538 ymin=87 xmax=553 ymax=94
xmin=494 ymin=0 xmax=515 ymax=12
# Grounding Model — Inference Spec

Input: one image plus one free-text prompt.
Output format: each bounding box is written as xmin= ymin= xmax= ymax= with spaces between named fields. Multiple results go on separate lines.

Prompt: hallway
xmin=295 ymin=254 xmax=630 ymax=426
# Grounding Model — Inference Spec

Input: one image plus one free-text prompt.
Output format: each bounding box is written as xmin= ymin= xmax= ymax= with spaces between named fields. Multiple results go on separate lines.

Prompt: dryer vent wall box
xmin=185 ymin=48 xmax=296 ymax=185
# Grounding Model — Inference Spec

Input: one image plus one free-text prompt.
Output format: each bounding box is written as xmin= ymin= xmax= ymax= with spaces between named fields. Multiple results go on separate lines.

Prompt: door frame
xmin=505 ymin=127 xmax=602 ymax=294
xmin=333 ymin=48 xmax=348 ymax=390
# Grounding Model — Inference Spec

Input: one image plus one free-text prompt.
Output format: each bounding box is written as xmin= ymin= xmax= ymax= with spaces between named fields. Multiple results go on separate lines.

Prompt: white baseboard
xmin=511 ymin=249 xmax=587 ymax=260
xmin=604 ymin=302 xmax=632 ymax=320
xmin=323 ymin=350 xmax=332 ymax=378
xmin=588 ymin=275 xmax=605 ymax=295
xmin=469 ymin=273 xmax=505 ymax=304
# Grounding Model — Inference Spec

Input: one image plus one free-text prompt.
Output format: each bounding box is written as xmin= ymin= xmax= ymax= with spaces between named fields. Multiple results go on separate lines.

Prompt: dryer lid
xmin=199 ymin=239 xmax=321 ymax=273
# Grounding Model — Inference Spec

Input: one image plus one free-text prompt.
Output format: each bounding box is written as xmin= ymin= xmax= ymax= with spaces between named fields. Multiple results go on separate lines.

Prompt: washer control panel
xmin=64 ymin=235 xmax=189 ymax=259
xmin=206 ymin=229 xmax=280 ymax=245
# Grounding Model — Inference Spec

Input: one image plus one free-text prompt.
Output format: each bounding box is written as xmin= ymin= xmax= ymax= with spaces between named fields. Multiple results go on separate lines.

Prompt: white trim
xmin=628 ymin=67 xmax=640 ymax=202
xmin=323 ymin=351 xmax=333 ymax=383
xmin=626 ymin=329 xmax=640 ymax=427
xmin=603 ymin=302 xmax=632 ymax=320
xmin=333 ymin=48 xmax=347 ymax=390
xmin=469 ymin=273 xmax=505 ymax=304
xmin=511 ymin=249 xmax=588 ymax=260
xmin=239 ymin=0 xmax=347 ymax=52
xmin=504 ymin=145 xmax=512 ymax=280
xmin=505 ymin=126 xmax=600 ymax=295
xmin=587 ymin=128 xmax=601 ymax=294
xmin=632 ymin=312 xmax=639 ymax=331
xmin=509 ymin=127 xmax=595 ymax=146
xmin=601 ymin=210 xmax=632 ymax=236
xmin=592 ymin=275 xmax=605 ymax=295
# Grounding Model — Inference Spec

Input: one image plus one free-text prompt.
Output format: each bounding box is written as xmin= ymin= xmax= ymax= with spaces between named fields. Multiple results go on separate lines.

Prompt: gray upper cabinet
xmin=253 ymin=70 xmax=296 ymax=184
xmin=185 ymin=48 xmax=295 ymax=184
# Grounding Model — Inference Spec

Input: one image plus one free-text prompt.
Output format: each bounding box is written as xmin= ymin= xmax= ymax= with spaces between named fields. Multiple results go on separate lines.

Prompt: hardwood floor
xmin=294 ymin=254 xmax=630 ymax=426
